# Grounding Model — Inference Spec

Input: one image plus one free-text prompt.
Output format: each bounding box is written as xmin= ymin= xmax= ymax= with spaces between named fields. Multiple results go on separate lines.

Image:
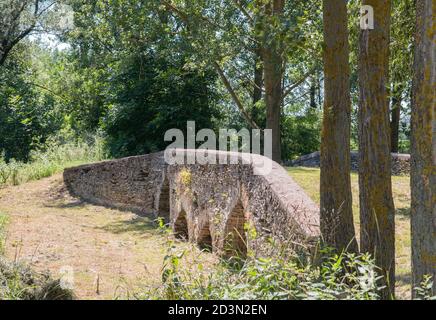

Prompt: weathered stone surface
xmin=288 ymin=151 xmax=410 ymax=176
xmin=64 ymin=150 xmax=320 ymax=256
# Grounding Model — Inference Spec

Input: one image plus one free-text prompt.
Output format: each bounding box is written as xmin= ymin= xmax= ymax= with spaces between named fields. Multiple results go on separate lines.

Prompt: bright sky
xmin=29 ymin=33 xmax=71 ymax=51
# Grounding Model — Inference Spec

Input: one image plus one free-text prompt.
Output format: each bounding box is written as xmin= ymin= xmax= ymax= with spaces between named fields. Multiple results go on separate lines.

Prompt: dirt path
xmin=0 ymin=174 xmax=213 ymax=300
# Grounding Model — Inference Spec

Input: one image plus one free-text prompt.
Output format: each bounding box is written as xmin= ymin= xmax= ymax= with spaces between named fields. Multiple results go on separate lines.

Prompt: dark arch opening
xmin=158 ymin=177 xmax=170 ymax=223
xmin=174 ymin=210 xmax=188 ymax=240
xmin=198 ymin=220 xmax=212 ymax=252
xmin=223 ymin=200 xmax=247 ymax=258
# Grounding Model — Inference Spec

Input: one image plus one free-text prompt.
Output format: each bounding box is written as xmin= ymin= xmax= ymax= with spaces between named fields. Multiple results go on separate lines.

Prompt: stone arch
xmin=198 ymin=219 xmax=213 ymax=251
xmin=174 ymin=210 xmax=189 ymax=240
xmin=223 ymin=200 xmax=247 ymax=257
xmin=158 ymin=176 xmax=170 ymax=223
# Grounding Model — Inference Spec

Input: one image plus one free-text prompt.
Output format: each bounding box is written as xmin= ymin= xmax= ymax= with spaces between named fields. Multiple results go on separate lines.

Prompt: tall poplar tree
xmin=358 ymin=0 xmax=396 ymax=299
xmin=410 ymin=0 xmax=435 ymax=297
xmin=320 ymin=0 xmax=357 ymax=252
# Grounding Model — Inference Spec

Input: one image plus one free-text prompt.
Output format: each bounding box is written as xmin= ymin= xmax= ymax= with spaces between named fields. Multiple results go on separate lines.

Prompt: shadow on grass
xmin=45 ymin=199 xmax=86 ymax=209
xmin=286 ymin=166 xmax=320 ymax=174
xmin=396 ymin=207 xmax=410 ymax=218
xmin=98 ymin=216 xmax=158 ymax=235
xmin=396 ymin=272 xmax=412 ymax=285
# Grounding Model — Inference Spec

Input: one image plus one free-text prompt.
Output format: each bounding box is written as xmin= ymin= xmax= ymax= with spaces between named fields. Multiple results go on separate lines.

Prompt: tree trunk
xmin=390 ymin=89 xmax=401 ymax=153
xmin=262 ymin=0 xmax=284 ymax=163
xmin=358 ymin=0 xmax=396 ymax=299
xmin=310 ymin=76 xmax=317 ymax=109
xmin=263 ymin=50 xmax=282 ymax=163
xmin=252 ymin=47 xmax=263 ymax=126
xmin=410 ymin=0 xmax=435 ymax=298
xmin=253 ymin=48 xmax=263 ymax=107
xmin=320 ymin=0 xmax=357 ymax=253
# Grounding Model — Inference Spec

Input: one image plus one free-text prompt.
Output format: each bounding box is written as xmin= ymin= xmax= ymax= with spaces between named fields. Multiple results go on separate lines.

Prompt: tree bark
xmin=0 ymin=0 xmax=41 ymax=66
xmin=410 ymin=0 xmax=435 ymax=298
xmin=252 ymin=47 xmax=264 ymax=126
xmin=320 ymin=0 xmax=357 ymax=253
xmin=358 ymin=0 xmax=396 ymax=299
xmin=261 ymin=0 xmax=284 ymax=163
xmin=390 ymin=89 xmax=401 ymax=153
xmin=310 ymin=76 xmax=317 ymax=109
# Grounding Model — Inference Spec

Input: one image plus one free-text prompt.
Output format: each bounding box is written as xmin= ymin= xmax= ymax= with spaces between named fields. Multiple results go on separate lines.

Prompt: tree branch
xmin=213 ymin=61 xmax=260 ymax=129
xmin=282 ymin=67 xmax=317 ymax=98
xmin=162 ymin=1 xmax=260 ymax=129
xmin=0 ymin=0 xmax=57 ymax=65
xmin=232 ymin=0 xmax=254 ymax=24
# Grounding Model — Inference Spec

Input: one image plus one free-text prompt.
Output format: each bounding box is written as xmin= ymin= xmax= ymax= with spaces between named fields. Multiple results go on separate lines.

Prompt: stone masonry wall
xmin=288 ymin=151 xmax=410 ymax=176
xmin=64 ymin=150 xmax=320 ymax=257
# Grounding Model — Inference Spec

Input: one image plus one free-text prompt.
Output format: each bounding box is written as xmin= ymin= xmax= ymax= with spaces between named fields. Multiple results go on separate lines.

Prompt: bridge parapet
xmin=64 ymin=150 xmax=320 ymax=256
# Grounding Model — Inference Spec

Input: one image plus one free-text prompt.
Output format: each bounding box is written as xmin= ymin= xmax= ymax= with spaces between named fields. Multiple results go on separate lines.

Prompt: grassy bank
xmin=0 ymin=137 xmax=106 ymax=300
xmin=287 ymin=167 xmax=412 ymax=299
xmin=0 ymin=136 xmax=106 ymax=187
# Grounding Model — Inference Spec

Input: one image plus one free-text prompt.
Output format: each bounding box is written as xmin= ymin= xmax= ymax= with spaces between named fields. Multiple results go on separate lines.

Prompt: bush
xmin=0 ymin=257 xmax=74 ymax=300
xmin=140 ymin=240 xmax=382 ymax=300
xmin=281 ymin=110 xmax=322 ymax=160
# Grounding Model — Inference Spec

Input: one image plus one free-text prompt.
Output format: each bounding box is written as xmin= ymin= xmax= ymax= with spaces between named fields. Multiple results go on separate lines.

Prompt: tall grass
xmin=140 ymin=222 xmax=435 ymax=300
xmin=141 ymin=245 xmax=383 ymax=300
xmin=0 ymin=134 xmax=106 ymax=187
xmin=0 ymin=212 xmax=8 ymax=255
xmin=138 ymin=224 xmax=382 ymax=300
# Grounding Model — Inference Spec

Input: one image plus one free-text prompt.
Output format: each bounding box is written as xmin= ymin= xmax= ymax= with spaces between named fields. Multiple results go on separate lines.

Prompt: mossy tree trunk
xmin=320 ymin=0 xmax=357 ymax=253
xmin=358 ymin=0 xmax=396 ymax=299
xmin=411 ymin=0 xmax=435 ymax=298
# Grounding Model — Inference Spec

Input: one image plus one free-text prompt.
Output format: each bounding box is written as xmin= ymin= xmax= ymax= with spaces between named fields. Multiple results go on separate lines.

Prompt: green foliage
xmin=0 ymin=48 xmax=63 ymax=162
xmin=142 ymin=244 xmax=382 ymax=300
xmin=281 ymin=109 xmax=322 ymax=160
xmin=103 ymin=53 xmax=222 ymax=157
xmin=414 ymin=276 xmax=435 ymax=300
xmin=0 ymin=134 xmax=106 ymax=187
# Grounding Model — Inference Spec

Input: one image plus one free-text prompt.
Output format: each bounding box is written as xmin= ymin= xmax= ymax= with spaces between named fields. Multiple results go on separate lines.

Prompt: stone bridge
xmin=64 ymin=150 xmax=320 ymax=257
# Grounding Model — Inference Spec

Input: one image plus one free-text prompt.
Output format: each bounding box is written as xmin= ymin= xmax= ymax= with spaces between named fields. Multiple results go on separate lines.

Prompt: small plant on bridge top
xmin=179 ymin=169 xmax=192 ymax=187
xmin=155 ymin=217 xmax=172 ymax=235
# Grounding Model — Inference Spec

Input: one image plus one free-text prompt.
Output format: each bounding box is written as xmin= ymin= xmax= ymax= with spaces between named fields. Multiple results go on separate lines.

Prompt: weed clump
xmin=0 ymin=257 xmax=75 ymax=300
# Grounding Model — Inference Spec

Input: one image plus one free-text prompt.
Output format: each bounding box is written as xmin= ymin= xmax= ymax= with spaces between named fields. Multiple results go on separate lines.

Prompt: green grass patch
xmin=287 ymin=166 xmax=412 ymax=299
